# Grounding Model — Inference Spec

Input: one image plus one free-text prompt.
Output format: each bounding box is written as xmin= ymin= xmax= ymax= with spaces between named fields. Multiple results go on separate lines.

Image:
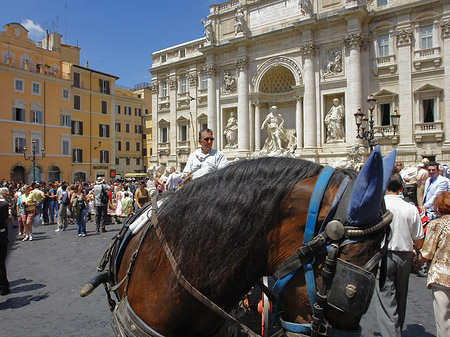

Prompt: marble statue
xmin=299 ymin=0 xmax=313 ymax=15
xmin=223 ymin=112 xmax=238 ymax=148
xmin=325 ymin=98 xmax=345 ymax=143
xmin=261 ymin=106 xmax=297 ymax=154
xmin=235 ymin=6 xmax=245 ymax=34
xmin=223 ymin=70 xmax=237 ymax=92
xmin=201 ymin=18 xmax=213 ymax=43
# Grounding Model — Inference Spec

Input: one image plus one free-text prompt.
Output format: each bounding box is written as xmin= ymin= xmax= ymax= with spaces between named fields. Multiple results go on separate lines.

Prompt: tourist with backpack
xmin=71 ymin=184 xmax=88 ymax=237
xmin=93 ymin=177 xmax=109 ymax=233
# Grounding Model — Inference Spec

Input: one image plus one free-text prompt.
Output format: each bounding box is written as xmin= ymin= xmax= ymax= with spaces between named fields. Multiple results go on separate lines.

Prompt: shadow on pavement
xmin=9 ymin=278 xmax=32 ymax=287
xmin=0 ymin=292 xmax=49 ymax=309
xmin=13 ymin=283 xmax=46 ymax=293
xmin=403 ymin=324 xmax=436 ymax=337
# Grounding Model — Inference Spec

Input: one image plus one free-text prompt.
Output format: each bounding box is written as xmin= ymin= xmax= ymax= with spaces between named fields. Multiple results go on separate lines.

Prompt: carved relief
xmin=203 ymin=64 xmax=217 ymax=77
xmin=168 ymin=78 xmax=177 ymax=90
xmin=300 ymin=43 xmax=318 ymax=56
xmin=235 ymin=4 xmax=247 ymax=35
xmin=299 ymin=0 xmax=313 ymax=15
xmin=441 ymin=20 xmax=450 ymax=38
xmin=324 ymin=97 xmax=345 ymax=143
xmin=201 ymin=18 xmax=214 ymax=44
xmin=188 ymin=73 xmax=198 ymax=86
xmin=323 ymin=48 xmax=343 ymax=79
xmin=344 ymin=33 xmax=363 ymax=50
xmin=223 ymin=112 xmax=238 ymax=148
xmin=393 ymin=29 xmax=413 ymax=46
xmin=236 ymin=57 xmax=248 ymax=72
xmin=150 ymin=83 xmax=158 ymax=94
xmin=223 ymin=70 xmax=237 ymax=93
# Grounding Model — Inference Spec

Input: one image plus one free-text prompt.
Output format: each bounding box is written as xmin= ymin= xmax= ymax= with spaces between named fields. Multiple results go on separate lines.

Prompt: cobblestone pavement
xmin=1 ymin=220 xmax=437 ymax=337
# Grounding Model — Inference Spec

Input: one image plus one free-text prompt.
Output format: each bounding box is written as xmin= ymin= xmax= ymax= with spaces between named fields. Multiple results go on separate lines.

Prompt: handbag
xmin=32 ymin=215 xmax=42 ymax=227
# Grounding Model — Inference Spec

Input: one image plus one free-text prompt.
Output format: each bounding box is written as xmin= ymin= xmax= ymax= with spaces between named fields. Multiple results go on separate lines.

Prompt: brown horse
xmin=83 ymin=149 xmax=394 ymax=337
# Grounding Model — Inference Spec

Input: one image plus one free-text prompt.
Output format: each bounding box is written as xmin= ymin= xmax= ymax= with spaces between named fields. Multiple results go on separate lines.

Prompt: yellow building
xmin=0 ymin=22 xmax=152 ymax=182
xmin=0 ymin=23 xmax=73 ymax=182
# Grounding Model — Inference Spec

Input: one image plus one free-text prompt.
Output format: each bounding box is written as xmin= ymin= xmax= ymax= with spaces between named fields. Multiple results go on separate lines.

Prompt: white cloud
xmin=21 ymin=19 xmax=45 ymax=41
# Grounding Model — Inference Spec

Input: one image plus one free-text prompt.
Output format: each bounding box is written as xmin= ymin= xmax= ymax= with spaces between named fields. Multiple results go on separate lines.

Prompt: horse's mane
xmin=156 ymin=157 xmax=352 ymax=294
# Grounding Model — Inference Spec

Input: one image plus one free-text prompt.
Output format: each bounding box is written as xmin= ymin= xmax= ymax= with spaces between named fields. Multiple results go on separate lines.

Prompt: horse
xmin=81 ymin=146 xmax=395 ymax=337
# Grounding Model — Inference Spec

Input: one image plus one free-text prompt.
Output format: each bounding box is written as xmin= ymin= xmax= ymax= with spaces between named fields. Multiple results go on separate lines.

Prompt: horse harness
xmin=98 ymin=166 xmax=392 ymax=337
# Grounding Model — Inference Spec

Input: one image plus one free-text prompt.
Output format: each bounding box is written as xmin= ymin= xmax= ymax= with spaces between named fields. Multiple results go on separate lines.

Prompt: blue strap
xmin=279 ymin=316 xmax=311 ymax=334
xmin=303 ymin=165 xmax=335 ymax=312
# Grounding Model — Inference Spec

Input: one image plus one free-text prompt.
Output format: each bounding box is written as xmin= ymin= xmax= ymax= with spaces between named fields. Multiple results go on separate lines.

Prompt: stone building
xmin=150 ymin=0 xmax=450 ymax=171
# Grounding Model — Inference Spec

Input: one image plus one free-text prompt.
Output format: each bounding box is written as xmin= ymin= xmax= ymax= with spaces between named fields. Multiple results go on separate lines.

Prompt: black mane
xmin=156 ymin=157 xmax=324 ymax=290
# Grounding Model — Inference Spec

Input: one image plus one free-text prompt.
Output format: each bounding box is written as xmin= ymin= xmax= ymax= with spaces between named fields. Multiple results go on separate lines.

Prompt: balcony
xmin=413 ymin=47 xmax=442 ymax=69
xmin=177 ymin=141 xmax=190 ymax=153
xmin=158 ymin=142 xmax=170 ymax=154
xmin=3 ymin=58 xmax=66 ymax=79
xmin=373 ymin=125 xmax=399 ymax=145
xmin=414 ymin=121 xmax=444 ymax=142
xmin=373 ymin=55 xmax=397 ymax=75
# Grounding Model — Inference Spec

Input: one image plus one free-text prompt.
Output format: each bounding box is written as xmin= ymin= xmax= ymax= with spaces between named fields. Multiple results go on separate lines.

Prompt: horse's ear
xmin=347 ymin=145 xmax=383 ymax=226
xmin=382 ymin=149 xmax=397 ymax=195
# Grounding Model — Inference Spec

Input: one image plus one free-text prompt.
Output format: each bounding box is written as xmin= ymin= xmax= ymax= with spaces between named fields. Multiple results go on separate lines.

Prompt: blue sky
xmin=1 ymin=0 xmax=216 ymax=88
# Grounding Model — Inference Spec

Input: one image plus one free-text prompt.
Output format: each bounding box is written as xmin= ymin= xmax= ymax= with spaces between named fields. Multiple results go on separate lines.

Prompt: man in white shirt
xmin=422 ymin=162 xmax=449 ymax=219
xmin=375 ymin=173 xmax=424 ymax=337
xmin=182 ymin=128 xmax=228 ymax=180
xmin=165 ymin=167 xmax=181 ymax=191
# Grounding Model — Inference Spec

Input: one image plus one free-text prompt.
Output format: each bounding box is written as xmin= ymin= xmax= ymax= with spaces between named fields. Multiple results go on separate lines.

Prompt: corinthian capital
xmin=393 ymin=29 xmax=413 ymax=46
xmin=441 ymin=20 xmax=450 ymax=38
xmin=188 ymin=73 xmax=198 ymax=86
xmin=344 ymin=33 xmax=363 ymax=50
xmin=150 ymin=83 xmax=158 ymax=94
xmin=236 ymin=57 xmax=249 ymax=72
xmin=203 ymin=64 xmax=217 ymax=77
xmin=168 ymin=77 xmax=177 ymax=90
xmin=300 ymin=43 xmax=317 ymax=56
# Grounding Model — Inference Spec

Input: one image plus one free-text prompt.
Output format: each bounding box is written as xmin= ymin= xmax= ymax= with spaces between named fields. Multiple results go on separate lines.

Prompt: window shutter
xmin=21 ymin=108 xmax=25 ymax=122
xmin=106 ymin=81 xmax=110 ymax=94
xmin=39 ymin=111 xmax=43 ymax=124
xmin=61 ymin=114 xmax=64 ymax=126
xmin=99 ymin=124 xmax=103 ymax=137
xmin=71 ymin=121 xmax=75 ymax=134
xmin=106 ymin=125 xmax=110 ymax=137
xmin=99 ymin=79 xmax=102 ymax=91
xmin=79 ymin=121 xmax=83 ymax=135
xmin=72 ymin=148 xmax=76 ymax=162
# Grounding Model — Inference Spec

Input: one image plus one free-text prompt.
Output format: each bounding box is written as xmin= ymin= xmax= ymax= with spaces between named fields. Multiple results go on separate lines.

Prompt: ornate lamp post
xmin=23 ymin=140 xmax=45 ymax=182
xmin=354 ymin=95 xmax=401 ymax=152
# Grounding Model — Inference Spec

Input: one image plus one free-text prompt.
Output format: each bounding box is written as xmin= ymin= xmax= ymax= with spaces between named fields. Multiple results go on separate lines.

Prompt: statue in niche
xmin=323 ymin=50 xmax=343 ymax=79
xmin=325 ymin=98 xmax=345 ymax=143
xmin=261 ymin=105 xmax=297 ymax=154
xmin=235 ymin=5 xmax=246 ymax=34
xmin=223 ymin=70 xmax=237 ymax=93
xmin=299 ymin=0 xmax=313 ymax=15
xmin=201 ymin=18 xmax=213 ymax=43
xmin=223 ymin=112 xmax=238 ymax=148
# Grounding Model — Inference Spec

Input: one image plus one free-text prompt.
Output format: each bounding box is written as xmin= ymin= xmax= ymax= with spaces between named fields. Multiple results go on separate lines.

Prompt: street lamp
xmin=23 ymin=139 xmax=45 ymax=182
xmin=354 ymin=95 xmax=401 ymax=152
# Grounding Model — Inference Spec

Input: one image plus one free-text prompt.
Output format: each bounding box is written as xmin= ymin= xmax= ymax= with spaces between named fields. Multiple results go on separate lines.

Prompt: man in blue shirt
xmin=421 ymin=162 xmax=449 ymax=219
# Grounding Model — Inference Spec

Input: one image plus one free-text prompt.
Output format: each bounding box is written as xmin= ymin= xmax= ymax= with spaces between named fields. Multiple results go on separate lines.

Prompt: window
xmin=13 ymin=108 xmax=25 ymax=121
xmin=30 ymin=110 xmax=43 ymax=124
xmin=420 ymin=25 xmax=433 ymax=50
xmin=124 ymin=106 xmax=131 ymax=115
xmin=71 ymin=121 xmax=83 ymax=135
xmin=201 ymin=73 xmax=208 ymax=90
xmin=117 ymin=141 xmax=122 ymax=151
xmin=73 ymin=72 xmax=80 ymax=88
xmin=101 ymin=100 xmax=108 ymax=114
xmin=14 ymin=136 xmax=26 ymax=153
xmin=14 ymin=78 xmax=24 ymax=92
xmin=115 ymin=122 xmax=121 ymax=132
xmin=135 ymin=125 xmax=142 ymax=134
xmin=378 ymin=34 xmax=389 ymax=57
xmin=161 ymin=55 xmax=166 ymax=63
xmin=180 ymin=125 xmax=187 ymax=141
xmin=180 ymin=50 xmax=186 ymax=58
xmin=136 ymin=158 xmax=141 ymax=166
xmin=377 ymin=0 xmax=387 ymax=5
xmin=62 ymin=88 xmax=70 ymax=101
xmin=161 ymin=127 xmax=168 ymax=143
xmin=31 ymin=138 xmax=41 ymax=155
xmin=61 ymin=114 xmax=71 ymax=127
xmin=126 ymin=141 xmax=130 ymax=151
xmin=125 ymin=123 xmax=130 ymax=133
xmin=99 ymin=124 xmax=110 ymax=138
xmin=179 ymin=77 xmax=187 ymax=93
xmin=62 ymin=139 xmax=70 ymax=155
xmin=145 ymin=109 xmax=149 ymax=115
xmin=161 ymin=81 xmax=167 ymax=97
xmin=126 ymin=158 xmax=130 ymax=165
xmin=72 ymin=148 xmax=83 ymax=163
xmin=136 ymin=142 xmax=140 ymax=151
xmin=74 ymin=95 xmax=81 ymax=110
xmin=100 ymin=150 xmax=109 ymax=163
xmin=379 ymin=104 xmax=391 ymax=126
xmin=31 ymin=82 xmax=41 ymax=95
xmin=115 ymin=157 xmax=120 ymax=165
xmin=115 ymin=105 xmax=121 ymax=114
xmin=423 ymin=99 xmax=435 ymax=123
xmin=99 ymin=79 xmax=110 ymax=94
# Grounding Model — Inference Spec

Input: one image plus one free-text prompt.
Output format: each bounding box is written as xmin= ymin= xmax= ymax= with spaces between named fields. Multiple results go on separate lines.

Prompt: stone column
xmin=441 ymin=20 xmax=450 ymax=149
xmin=236 ymin=57 xmax=249 ymax=151
xmin=344 ymin=33 xmax=363 ymax=144
xmin=301 ymin=43 xmax=317 ymax=149
xmin=205 ymin=64 xmax=217 ymax=135
xmin=254 ymin=101 xmax=261 ymax=151
xmin=294 ymin=95 xmax=303 ymax=149
xmin=150 ymin=83 xmax=158 ymax=166
xmin=394 ymin=28 xmax=414 ymax=146
xmin=168 ymin=76 xmax=178 ymax=157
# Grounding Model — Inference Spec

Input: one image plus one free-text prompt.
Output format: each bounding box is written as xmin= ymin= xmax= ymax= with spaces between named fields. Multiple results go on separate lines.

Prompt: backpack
xmin=71 ymin=195 xmax=81 ymax=218
xmin=100 ymin=186 xmax=109 ymax=205
xmin=63 ymin=192 xmax=70 ymax=205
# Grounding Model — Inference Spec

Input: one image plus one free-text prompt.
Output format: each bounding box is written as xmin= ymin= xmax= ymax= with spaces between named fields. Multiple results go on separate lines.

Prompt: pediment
xmin=415 ymin=83 xmax=442 ymax=94
xmin=373 ymin=89 xmax=397 ymax=98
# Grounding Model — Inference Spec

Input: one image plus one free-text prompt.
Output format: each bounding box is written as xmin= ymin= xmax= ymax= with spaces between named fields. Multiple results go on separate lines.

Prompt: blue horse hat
xmin=382 ymin=149 xmax=397 ymax=195
xmin=347 ymin=145 xmax=385 ymax=227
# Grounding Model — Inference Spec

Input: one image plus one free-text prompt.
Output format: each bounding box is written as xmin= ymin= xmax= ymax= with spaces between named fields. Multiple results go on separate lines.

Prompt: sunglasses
xmin=428 ymin=169 xmax=437 ymax=172
xmin=202 ymin=137 xmax=214 ymax=142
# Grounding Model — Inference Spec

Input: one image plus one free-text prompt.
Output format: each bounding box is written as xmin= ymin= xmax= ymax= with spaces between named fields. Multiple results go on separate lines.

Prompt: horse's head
xmin=269 ymin=146 xmax=395 ymax=336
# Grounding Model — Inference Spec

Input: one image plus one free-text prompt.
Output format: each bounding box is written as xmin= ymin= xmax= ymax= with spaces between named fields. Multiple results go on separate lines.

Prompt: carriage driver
xmin=182 ymin=128 xmax=228 ymax=180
